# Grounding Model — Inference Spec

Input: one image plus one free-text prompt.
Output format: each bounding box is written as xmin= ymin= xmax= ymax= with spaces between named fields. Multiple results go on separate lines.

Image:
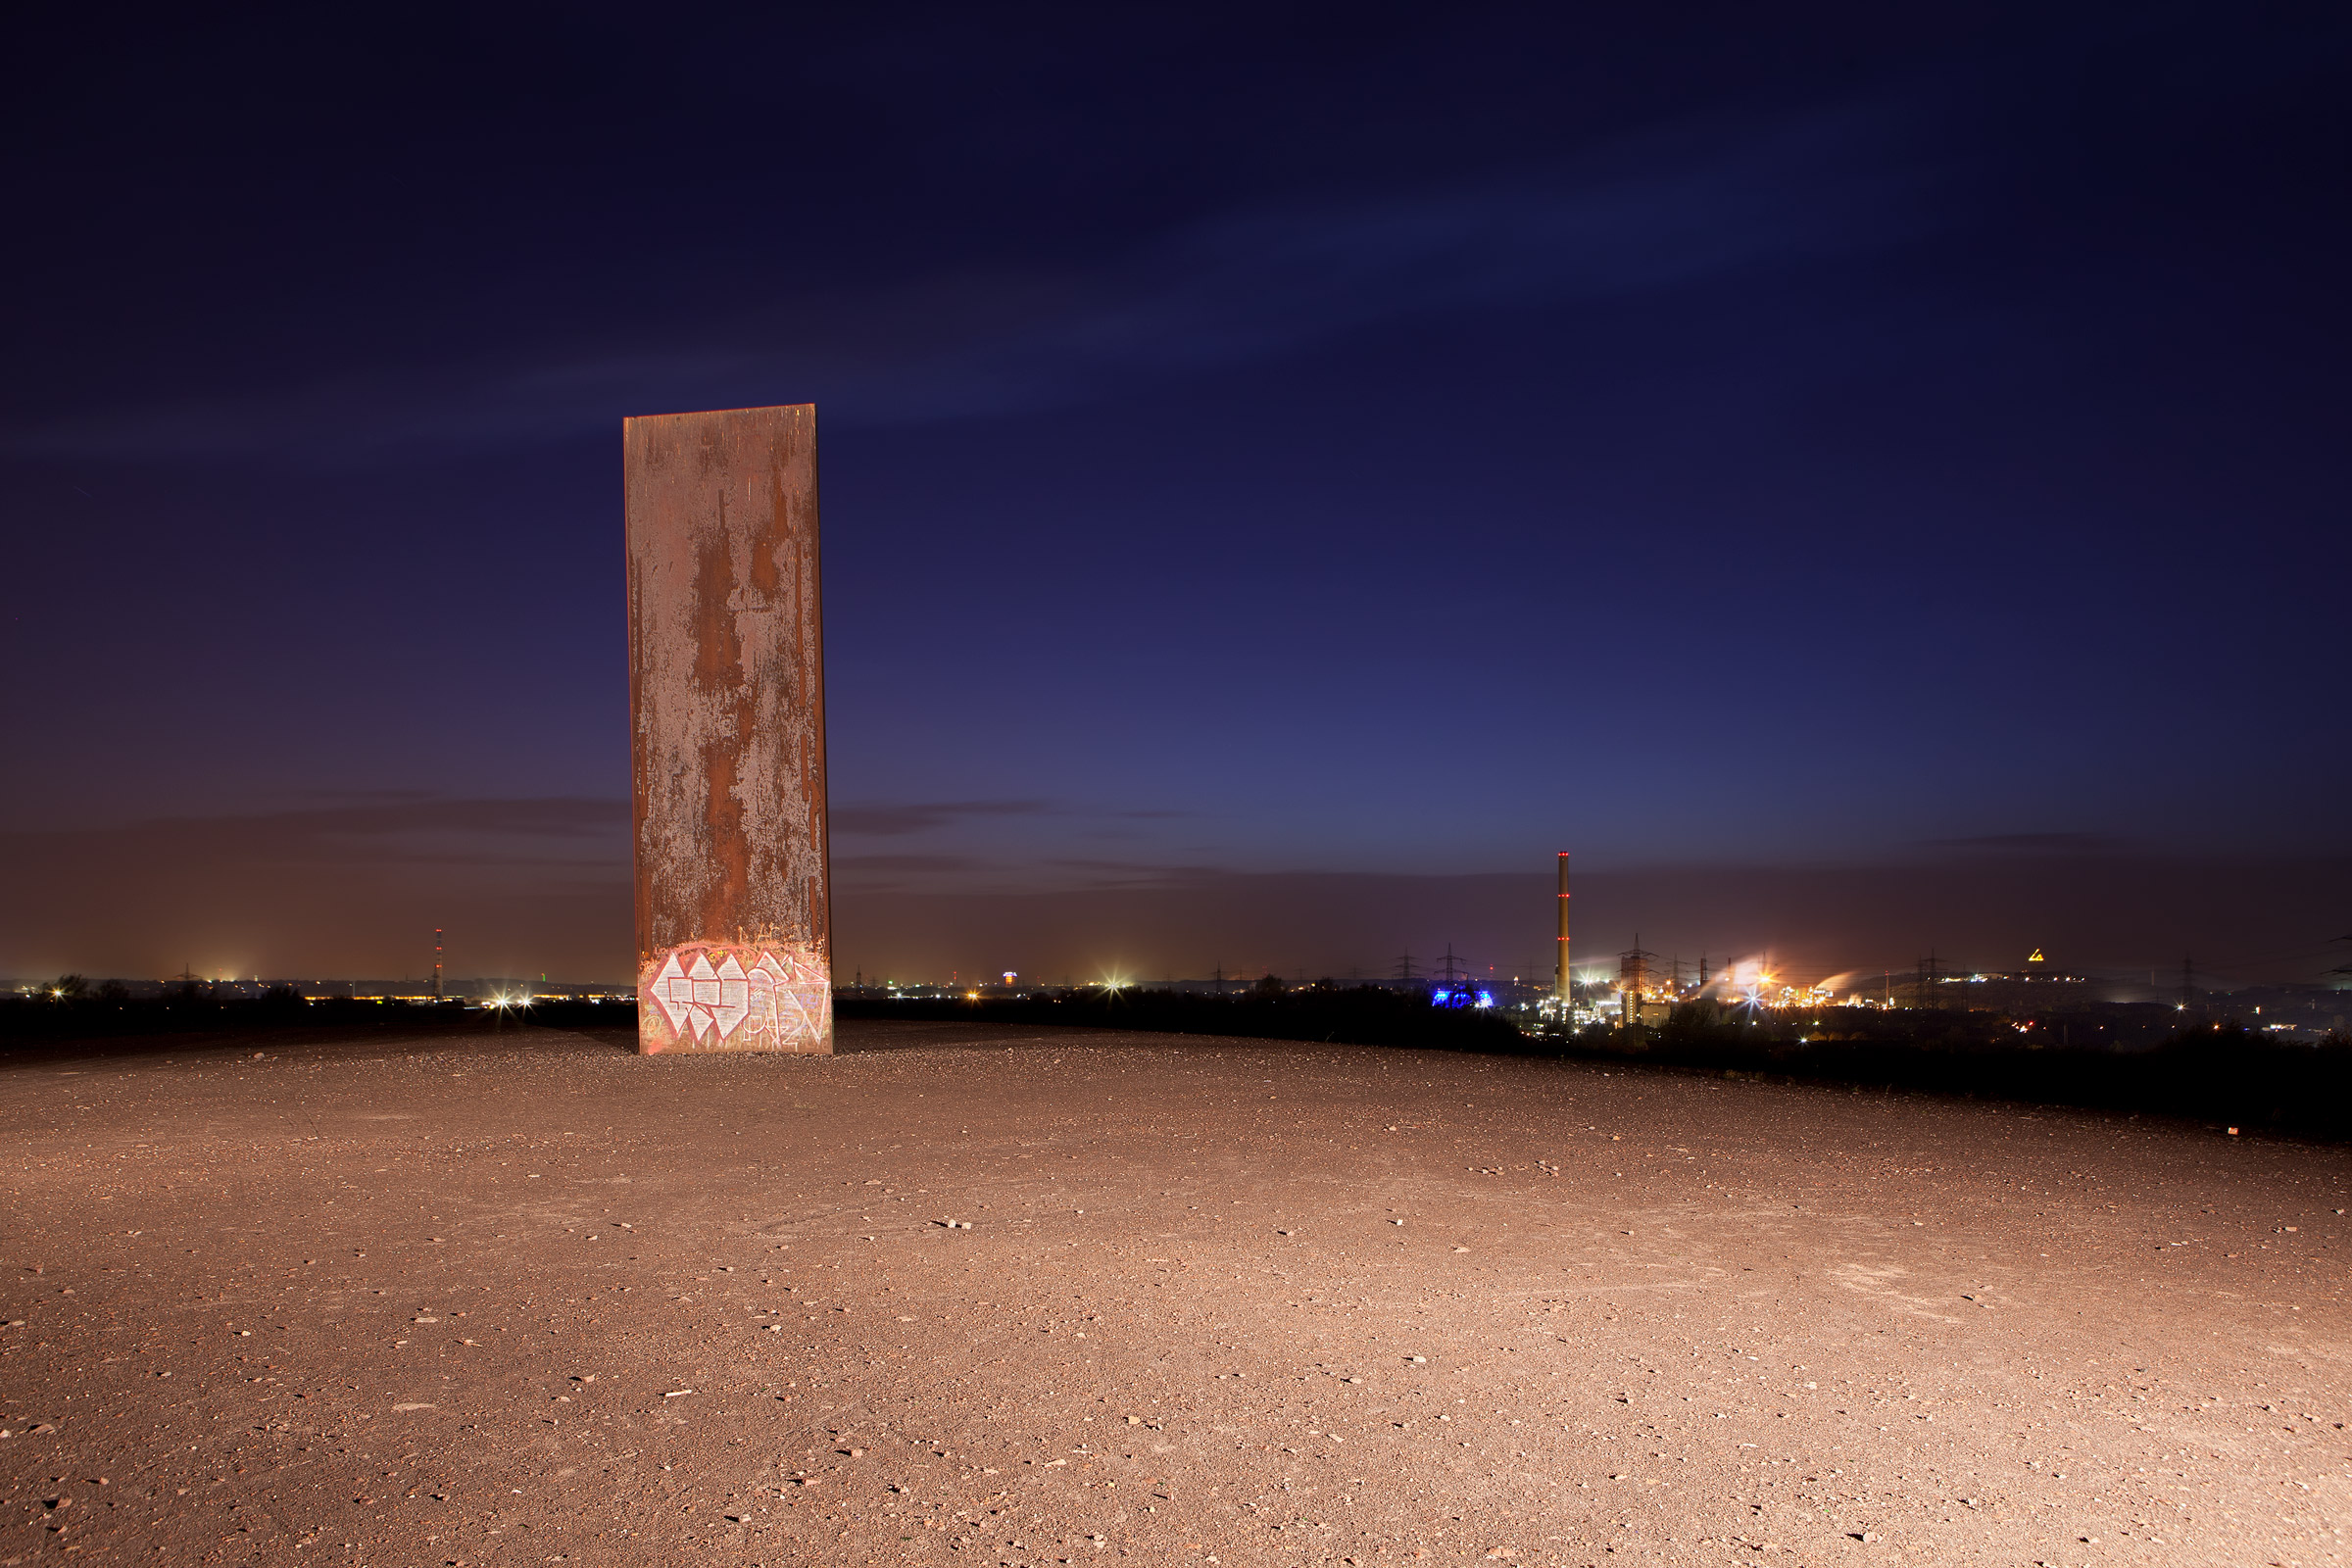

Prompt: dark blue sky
xmin=4 ymin=3 xmax=2346 ymax=987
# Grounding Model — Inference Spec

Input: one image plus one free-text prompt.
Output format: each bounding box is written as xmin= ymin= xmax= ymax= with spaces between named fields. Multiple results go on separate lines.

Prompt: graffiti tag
xmin=640 ymin=942 xmax=828 ymax=1052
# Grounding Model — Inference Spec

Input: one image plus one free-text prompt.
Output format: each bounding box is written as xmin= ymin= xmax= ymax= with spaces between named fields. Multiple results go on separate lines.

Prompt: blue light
xmin=1432 ymin=990 xmax=1451 ymax=1003
xmin=1475 ymin=991 xmax=1494 ymax=1007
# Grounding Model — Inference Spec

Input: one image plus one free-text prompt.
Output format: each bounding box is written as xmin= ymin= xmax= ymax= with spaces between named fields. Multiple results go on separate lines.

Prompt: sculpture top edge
xmin=622 ymin=403 xmax=815 ymax=428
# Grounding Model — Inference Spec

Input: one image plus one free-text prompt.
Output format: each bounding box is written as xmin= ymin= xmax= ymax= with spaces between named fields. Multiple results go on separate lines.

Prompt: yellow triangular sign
xmin=2027 ymin=948 xmax=2045 ymax=963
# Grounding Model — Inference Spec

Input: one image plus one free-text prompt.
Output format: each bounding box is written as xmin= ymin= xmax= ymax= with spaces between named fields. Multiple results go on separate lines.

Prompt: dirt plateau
xmin=3 ymin=1018 xmax=2347 ymax=1567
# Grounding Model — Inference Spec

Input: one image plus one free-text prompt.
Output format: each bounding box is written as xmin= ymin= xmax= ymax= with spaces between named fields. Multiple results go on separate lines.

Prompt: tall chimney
xmin=1555 ymin=851 xmax=1571 ymax=1006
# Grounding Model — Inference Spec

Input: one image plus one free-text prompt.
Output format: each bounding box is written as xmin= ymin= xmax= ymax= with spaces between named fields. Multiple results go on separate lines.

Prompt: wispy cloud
xmin=834 ymin=853 xmax=976 ymax=874
xmin=293 ymin=788 xmax=436 ymax=802
xmin=1042 ymin=858 xmax=1234 ymax=889
xmin=1921 ymin=832 xmax=2126 ymax=855
xmin=829 ymin=800 xmax=1054 ymax=838
xmin=0 ymin=796 xmax=628 ymax=870
xmin=1 ymin=94 xmax=1936 ymax=464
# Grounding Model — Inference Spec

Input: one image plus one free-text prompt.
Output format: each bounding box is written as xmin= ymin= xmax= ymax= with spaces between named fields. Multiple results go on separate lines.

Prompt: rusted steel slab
xmin=625 ymin=404 xmax=831 ymax=1054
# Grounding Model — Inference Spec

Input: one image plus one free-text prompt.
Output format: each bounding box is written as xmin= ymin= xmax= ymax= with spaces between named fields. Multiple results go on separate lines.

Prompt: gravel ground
xmin=2 ymin=1017 xmax=2346 ymax=1567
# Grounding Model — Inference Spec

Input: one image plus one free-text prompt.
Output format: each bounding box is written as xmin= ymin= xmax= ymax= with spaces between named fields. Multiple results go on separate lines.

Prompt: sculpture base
xmin=637 ymin=939 xmax=831 ymax=1054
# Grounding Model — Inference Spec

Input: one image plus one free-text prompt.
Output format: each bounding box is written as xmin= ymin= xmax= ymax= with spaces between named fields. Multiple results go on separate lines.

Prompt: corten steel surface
xmin=625 ymin=404 xmax=832 ymax=1054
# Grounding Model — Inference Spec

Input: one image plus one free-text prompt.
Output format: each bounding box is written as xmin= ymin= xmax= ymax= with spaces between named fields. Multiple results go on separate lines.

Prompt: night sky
xmin=4 ymin=4 xmax=2346 ymax=990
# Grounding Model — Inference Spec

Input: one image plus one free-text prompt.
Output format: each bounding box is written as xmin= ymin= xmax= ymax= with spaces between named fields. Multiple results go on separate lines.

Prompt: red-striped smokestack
xmin=1555 ymin=852 xmax=1571 ymax=1004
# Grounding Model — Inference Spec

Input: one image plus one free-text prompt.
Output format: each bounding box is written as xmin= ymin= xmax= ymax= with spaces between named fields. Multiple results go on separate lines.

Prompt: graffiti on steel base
xmin=640 ymin=941 xmax=829 ymax=1052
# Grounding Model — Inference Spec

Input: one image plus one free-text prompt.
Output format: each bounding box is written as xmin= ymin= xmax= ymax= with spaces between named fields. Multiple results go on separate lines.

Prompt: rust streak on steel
xmin=625 ymin=404 xmax=831 ymax=1054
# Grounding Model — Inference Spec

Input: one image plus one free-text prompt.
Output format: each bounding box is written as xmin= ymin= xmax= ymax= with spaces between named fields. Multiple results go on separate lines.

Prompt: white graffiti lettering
xmin=644 ymin=944 xmax=827 ymax=1049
